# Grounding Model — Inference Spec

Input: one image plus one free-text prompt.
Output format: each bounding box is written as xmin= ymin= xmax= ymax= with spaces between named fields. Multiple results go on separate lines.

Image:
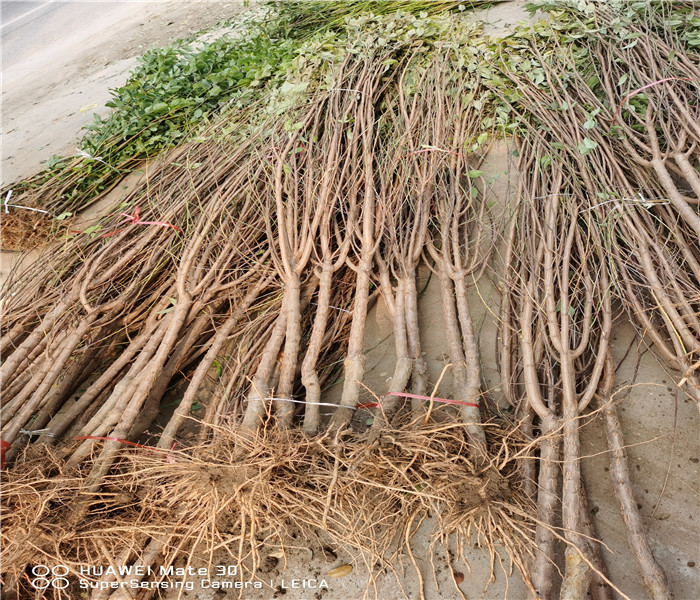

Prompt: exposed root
xmin=1 ymin=416 xmax=538 ymax=599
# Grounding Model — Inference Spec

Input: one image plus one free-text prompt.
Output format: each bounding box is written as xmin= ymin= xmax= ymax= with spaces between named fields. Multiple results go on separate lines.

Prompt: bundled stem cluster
xmin=2 ymin=2 xmax=698 ymax=599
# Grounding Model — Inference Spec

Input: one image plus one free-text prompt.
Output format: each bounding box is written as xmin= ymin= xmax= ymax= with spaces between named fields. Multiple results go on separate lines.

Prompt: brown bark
xmin=301 ymin=263 xmax=334 ymax=434
xmin=531 ymin=416 xmax=561 ymax=600
xmin=240 ymin=310 xmax=288 ymax=434
xmin=1 ymin=315 xmax=96 ymax=446
xmin=579 ymin=481 xmax=613 ymax=600
xmin=599 ymin=353 xmax=671 ymax=600
xmin=83 ymin=297 xmax=193 ymax=490
xmin=159 ymin=278 xmax=268 ymax=448
xmin=275 ymin=273 xmax=303 ymax=426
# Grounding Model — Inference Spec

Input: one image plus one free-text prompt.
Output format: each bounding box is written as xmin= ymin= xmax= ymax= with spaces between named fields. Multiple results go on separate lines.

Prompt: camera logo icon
xmin=30 ymin=565 xmax=70 ymax=589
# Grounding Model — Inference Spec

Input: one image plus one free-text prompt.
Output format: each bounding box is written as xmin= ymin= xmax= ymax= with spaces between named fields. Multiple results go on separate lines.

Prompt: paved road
xmin=1 ymin=0 xmax=240 ymax=186
xmin=2 ymin=1 xmax=127 ymax=71
xmin=2 ymin=1 xmax=54 ymax=27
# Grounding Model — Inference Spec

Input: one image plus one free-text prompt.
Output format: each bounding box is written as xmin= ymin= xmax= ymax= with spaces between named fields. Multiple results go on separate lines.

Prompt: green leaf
xmin=583 ymin=119 xmax=596 ymax=130
xmin=405 ymin=482 xmax=427 ymax=497
xmin=577 ymin=138 xmax=598 ymax=156
xmin=280 ymin=81 xmax=309 ymax=95
xmin=213 ymin=359 xmax=222 ymax=378
xmin=523 ymin=3 xmax=540 ymax=16
xmin=148 ymin=102 xmax=168 ymax=113
xmin=617 ymin=73 xmax=628 ymax=86
xmin=156 ymin=298 xmax=178 ymax=315
xmin=468 ymin=169 xmax=483 ymax=178
xmin=540 ymin=155 xmax=551 ymax=168
xmin=55 ymin=212 xmax=73 ymax=221
xmin=82 ymin=225 xmax=101 ymax=236
xmin=568 ymin=306 xmax=575 ymax=318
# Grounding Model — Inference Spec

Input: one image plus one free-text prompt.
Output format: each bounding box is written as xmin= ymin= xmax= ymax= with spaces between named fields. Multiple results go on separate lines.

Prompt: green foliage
xmin=16 ymin=0 xmax=498 ymax=212
xmin=488 ymin=0 xmax=697 ymax=147
xmin=11 ymin=0 xmax=694 ymax=215
xmin=577 ymin=137 xmax=598 ymax=156
xmin=59 ymin=10 xmax=307 ymax=206
xmin=273 ymin=0 xmax=493 ymax=34
xmin=82 ymin=26 xmax=300 ymax=158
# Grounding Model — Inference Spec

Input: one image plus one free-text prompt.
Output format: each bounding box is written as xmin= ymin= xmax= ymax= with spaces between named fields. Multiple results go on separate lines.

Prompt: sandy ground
xmin=1 ymin=1 xmax=698 ymax=599
xmin=1 ymin=0 xmax=245 ymax=184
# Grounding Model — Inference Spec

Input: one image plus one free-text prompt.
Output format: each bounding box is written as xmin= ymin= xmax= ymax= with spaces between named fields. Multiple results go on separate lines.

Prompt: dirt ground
xmin=1 ymin=2 xmax=698 ymax=599
xmin=2 ymin=0 xmax=245 ymax=184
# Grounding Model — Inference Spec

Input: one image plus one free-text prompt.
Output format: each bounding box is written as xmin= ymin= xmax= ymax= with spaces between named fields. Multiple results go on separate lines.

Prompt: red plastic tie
xmin=612 ymin=77 xmax=696 ymax=122
xmin=118 ymin=207 xmax=183 ymax=234
xmin=1 ymin=439 xmax=11 ymax=469
xmin=357 ymin=402 xmax=380 ymax=410
xmin=358 ymin=392 xmax=479 ymax=411
xmin=387 ymin=391 xmax=480 ymax=408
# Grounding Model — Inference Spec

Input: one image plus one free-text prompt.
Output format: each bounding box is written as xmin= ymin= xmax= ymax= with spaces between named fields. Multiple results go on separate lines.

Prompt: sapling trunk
xmin=531 ymin=416 xmax=560 ymax=600
xmin=405 ymin=272 xmax=428 ymax=418
xmin=371 ymin=276 xmax=413 ymax=431
xmin=599 ymin=352 xmax=671 ymax=600
xmin=437 ymin=272 xmax=488 ymax=457
xmin=68 ymin=321 xmax=170 ymax=464
xmin=302 ymin=263 xmax=334 ymax=434
xmin=275 ymin=273 xmax=303 ymax=426
xmin=453 ymin=277 xmax=486 ymax=434
xmin=83 ymin=297 xmax=192 ymax=491
xmin=240 ymin=311 xmax=288 ymax=433
xmin=128 ymin=307 xmax=216 ymax=440
xmin=2 ymin=329 xmax=82 ymax=417
xmin=0 ymin=298 xmax=75 ymax=383
xmin=1 ymin=315 xmax=96 ymax=447
xmin=1 ymin=334 xmax=53 ymax=399
xmin=329 ymin=261 xmax=371 ymax=428
xmin=579 ymin=481 xmax=613 ymax=600
xmin=40 ymin=320 xmax=158 ymax=443
xmin=328 ymin=64 xmax=384 ymax=428
xmin=159 ymin=278 xmax=269 ymax=448
xmin=22 ymin=338 xmax=107 ymax=437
